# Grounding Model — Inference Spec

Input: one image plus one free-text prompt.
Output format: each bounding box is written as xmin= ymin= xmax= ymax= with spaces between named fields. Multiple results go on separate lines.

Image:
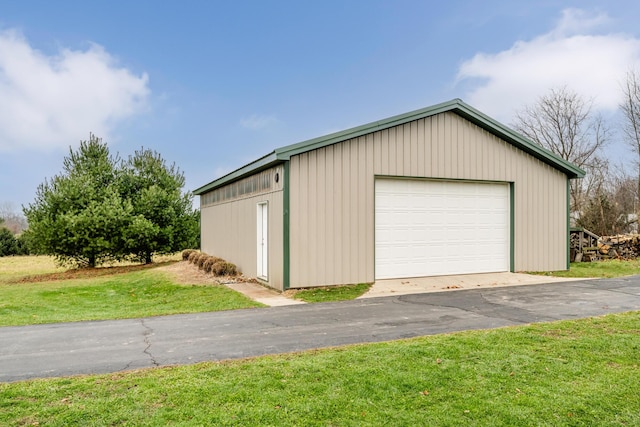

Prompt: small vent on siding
xmin=201 ymin=169 xmax=274 ymax=207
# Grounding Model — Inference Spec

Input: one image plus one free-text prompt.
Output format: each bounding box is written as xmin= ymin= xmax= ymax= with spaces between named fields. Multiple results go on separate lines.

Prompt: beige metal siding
xmin=200 ymin=166 xmax=284 ymax=290
xmin=289 ymin=111 xmax=568 ymax=288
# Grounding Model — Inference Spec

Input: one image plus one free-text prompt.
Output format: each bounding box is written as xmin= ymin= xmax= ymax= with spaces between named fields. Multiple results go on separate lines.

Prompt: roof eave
xmin=194 ymin=99 xmax=585 ymax=195
xmin=193 ymin=151 xmax=282 ymax=195
xmin=272 ymin=98 xmax=584 ymax=179
xmin=450 ymin=103 xmax=586 ymax=179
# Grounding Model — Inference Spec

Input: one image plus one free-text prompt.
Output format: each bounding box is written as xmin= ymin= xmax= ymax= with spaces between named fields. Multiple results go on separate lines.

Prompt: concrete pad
xmin=359 ymin=272 xmax=588 ymax=299
xmin=224 ymin=282 xmax=306 ymax=307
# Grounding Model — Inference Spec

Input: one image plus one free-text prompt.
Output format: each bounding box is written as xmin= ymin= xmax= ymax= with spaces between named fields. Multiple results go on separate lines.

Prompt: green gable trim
xmin=271 ymin=100 xmax=459 ymax=160
xmin=450 ymin=103 xmax=584 ymax=179
xmin=193 ymin=152 xmax=280 ymax=195
xmin=194 ymin=99 xmax=585 ymax=195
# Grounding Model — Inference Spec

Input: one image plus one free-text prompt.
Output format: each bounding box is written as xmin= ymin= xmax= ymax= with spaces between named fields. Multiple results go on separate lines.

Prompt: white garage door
xmin=375 ymin=178 xmax=510 ymax=279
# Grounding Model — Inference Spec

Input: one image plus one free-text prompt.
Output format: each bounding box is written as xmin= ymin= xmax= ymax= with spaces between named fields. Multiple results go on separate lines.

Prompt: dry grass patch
xmin=1 ymin=254 xmax=182 ymax=285
xmin=0 ymin=256 xmax=65 ymax=283
xmin=7 ymin=262 xmax=176 ymax=284
xmin=156 ymin=261 xmax=219 ymax=285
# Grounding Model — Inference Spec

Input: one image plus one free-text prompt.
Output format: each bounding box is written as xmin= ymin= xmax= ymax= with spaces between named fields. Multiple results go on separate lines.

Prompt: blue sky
xmin=1 ymin=1 xmax=640 ymax=212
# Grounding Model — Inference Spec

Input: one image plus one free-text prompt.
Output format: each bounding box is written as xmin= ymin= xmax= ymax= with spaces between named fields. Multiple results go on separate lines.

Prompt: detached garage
xmin=194 ymin=99 xmax=584 ymax=291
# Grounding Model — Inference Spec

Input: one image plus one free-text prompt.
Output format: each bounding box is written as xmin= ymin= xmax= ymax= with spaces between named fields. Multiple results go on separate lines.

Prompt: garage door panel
xmin=375 ymin=179 xmax=510 ymax=279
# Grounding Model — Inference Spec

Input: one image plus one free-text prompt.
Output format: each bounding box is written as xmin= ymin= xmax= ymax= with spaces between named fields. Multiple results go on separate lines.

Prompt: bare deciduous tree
xmin=620 ymin=69 xmax=640 ymax=219
xmin=513 ymin=87 xmax=608 ymax=212
xmin=611 ymin=171 xmax=638 ymax=233
xmin=0 ymin=202 xmax=28 ymax=235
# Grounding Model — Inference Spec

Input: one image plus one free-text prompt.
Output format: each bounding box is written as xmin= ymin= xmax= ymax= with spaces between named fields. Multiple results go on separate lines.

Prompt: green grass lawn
xmin=0 ymin=256 xmax=263 ymax=326
xmin=2 ymin=311 xmax=639 ymax=426
xmin=534 ymin=258 xmax=640 ymax=278
xmin=290 ymin=283 xmax=372 ymax=302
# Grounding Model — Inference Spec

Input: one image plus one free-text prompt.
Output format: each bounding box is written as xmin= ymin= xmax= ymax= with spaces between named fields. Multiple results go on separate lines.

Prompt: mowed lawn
xmin=2 ymin=256 xmax=640 ymax=425
xmin=0 ymin=256 xmax=263 ymax=326
xmin=1 ymin=311 xmax=639 ymax=426
xmin=535 ymin=258 xmax=640 ymax=278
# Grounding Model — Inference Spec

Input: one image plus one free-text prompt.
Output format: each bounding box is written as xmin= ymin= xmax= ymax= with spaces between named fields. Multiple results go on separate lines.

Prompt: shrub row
xmin=181 ymin=250 xmax=238 ymax=277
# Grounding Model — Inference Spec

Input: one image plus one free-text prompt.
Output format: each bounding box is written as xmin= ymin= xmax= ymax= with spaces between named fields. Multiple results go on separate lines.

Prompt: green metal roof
xmin=194 ymin=99 xmax=585 ymax=195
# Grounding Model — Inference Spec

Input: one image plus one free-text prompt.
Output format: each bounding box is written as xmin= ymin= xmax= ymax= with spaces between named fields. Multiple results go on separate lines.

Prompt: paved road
xmin=2 ymin=277 xmax=640 ymax=382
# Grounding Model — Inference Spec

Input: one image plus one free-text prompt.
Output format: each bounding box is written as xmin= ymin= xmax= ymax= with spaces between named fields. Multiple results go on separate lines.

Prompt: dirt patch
xmin=9 ymin=262 xmax=177 ymax=284
xmin=157 ymin=261 xmax=252 ymax=286
xmin=8 ymin=257 xmax=248 ymax=287
xmin=156 ymin=261 xmax=220 ymax=285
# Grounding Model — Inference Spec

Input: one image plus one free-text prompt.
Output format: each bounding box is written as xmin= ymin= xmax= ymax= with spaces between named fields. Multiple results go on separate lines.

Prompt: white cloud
xmin=0 ymin=29 xmax=149 ymax=151
xmin=239 ymin=114 xmax=278 ymax=130
xmin=456 ymin=9 xmax=640 ymax=122
xmin=551 ymin=8 xmax=610 ymax=37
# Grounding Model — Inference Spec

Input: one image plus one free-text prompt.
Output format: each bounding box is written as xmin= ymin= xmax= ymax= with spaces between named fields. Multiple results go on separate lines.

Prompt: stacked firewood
xmin=570 ymin=233 xmax=589 ymax=251
xmin=570 ymin=228 xmax=601 ymax=262
xmin=597 ymin=234 xmax=640 ymax=260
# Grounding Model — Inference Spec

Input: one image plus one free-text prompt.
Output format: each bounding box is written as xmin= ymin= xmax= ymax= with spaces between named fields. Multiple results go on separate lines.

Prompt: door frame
xmin=256 ymin=201 xmax=268 ymax=280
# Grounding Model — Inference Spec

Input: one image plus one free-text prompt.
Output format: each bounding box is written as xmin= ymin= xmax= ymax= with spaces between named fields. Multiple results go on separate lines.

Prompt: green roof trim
xmin=194 ymin=152 xmax=280 ymax=195
xmin=194 ymin=99 xmax=585 ymax=195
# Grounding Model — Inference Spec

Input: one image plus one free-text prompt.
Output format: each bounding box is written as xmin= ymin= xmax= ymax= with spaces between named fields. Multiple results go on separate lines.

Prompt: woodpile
xmin=597 ymin=234 xmax=640 ymax=260
xmin=569 ymin=227 xmax=640 ymax=262
xmin=571 ymin=228 xmax=640 ymax=261
xmin=570 ymin=228 xmax=600 ymax=262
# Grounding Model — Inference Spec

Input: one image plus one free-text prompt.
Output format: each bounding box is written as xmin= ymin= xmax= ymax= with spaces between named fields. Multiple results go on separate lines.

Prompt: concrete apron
xmin=360 ymin=272 xmax=587 ymax=299
xmin=225 ymin=273 xmax=586 ymax=306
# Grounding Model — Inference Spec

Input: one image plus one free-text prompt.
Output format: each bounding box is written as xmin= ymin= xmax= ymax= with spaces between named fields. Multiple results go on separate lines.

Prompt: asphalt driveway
xmin=2 ymin=276 xmax=640 ymax=382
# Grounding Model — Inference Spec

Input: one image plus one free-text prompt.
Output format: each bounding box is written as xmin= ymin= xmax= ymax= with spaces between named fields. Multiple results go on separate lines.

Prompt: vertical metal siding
xmin=288 ymin=111 xmax=568 ymax=288
xmin=200 ymin=167 xmax=284 ymax=290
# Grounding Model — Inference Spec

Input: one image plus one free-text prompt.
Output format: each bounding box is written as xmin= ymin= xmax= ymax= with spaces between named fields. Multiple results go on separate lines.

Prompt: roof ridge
xmin=194 ymin=99 xmax=584 ymax=195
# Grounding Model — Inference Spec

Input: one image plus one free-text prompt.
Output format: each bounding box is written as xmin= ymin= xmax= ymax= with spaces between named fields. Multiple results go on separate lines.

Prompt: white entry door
xmin=257 ymin=202 xmax=268 ymax=279
xmin=375 ymin=178 xmax=510 ymax=279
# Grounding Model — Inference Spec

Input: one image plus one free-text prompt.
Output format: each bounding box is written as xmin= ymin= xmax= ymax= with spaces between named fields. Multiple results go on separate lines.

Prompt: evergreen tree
xmin=23 ymin=136 xmax=198 ymax=267
xmin=119 ymin=148 xmax=199 ymax=264
xmin=0 ymin=228 xmax=19 ymax=257
xmin=24 ymin=135 xmax=127 ymax=267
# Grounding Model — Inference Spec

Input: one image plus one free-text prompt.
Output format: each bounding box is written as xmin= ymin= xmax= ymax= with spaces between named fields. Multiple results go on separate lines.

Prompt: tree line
xmin=0 ymin=202 xmax=29 ymax=256
xmin=512 ymin=71 xmax=640 ymax=237
xmin=6 ymin=134 xmax=200 ymax=266
xmin=0 ymin=220 xmax=29 ymax=257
